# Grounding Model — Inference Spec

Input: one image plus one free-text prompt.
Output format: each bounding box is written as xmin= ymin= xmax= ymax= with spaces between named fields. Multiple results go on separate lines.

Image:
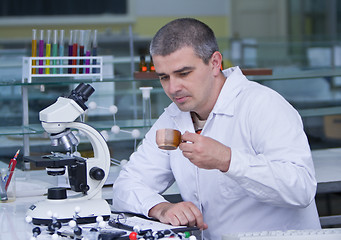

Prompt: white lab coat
xmin=112 ymin=66 xmax=321 ymax=240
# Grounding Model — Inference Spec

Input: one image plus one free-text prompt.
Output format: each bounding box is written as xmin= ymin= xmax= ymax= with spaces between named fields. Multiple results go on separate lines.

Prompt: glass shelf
xmin=9 ymin=119 xmax=157 ymax=136
xmin=1 ymin=67 xmax=341 ymax=86
xmin=251 ymin=67 xmax=341 ymax=82
xmin=0 ymin=76 xmax=160 ymax=86
xmin=89 ymin=119 xmax=157 ymax=130
xmin=298 ymin=106 xmax=341 ymax=117
xmin=0 ymin=125 xmax=38 ymax=135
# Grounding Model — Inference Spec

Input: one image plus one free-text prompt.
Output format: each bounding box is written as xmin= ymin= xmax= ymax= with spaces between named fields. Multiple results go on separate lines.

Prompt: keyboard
xmin=222 ymin=228 xmax=341 ymax=240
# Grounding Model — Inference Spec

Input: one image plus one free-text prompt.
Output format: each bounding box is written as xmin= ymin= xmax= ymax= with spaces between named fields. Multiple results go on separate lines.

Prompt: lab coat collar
xmin=212 ymin=66 xmax=247 ymax=117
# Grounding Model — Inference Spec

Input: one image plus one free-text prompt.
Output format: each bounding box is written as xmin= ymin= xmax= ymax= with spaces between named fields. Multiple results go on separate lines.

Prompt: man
xmin=112 ymin=18 xmax=321 ymax=240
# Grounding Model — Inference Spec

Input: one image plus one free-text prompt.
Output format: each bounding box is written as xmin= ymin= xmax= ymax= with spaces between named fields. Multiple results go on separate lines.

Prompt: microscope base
xmin=27 ymin=198 xmax=111 ymax=225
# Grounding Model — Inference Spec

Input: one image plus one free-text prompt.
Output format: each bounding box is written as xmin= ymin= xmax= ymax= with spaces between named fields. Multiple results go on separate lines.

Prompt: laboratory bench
xmin=1 ymin=147 xmax=341 ymax=239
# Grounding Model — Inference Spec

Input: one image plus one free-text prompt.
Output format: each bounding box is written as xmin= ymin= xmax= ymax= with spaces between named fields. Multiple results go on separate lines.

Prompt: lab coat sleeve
xmin=226 ymin=89 xmax=317 ymax=208
xmin=112 ymin=119 xmax=175 ymax=217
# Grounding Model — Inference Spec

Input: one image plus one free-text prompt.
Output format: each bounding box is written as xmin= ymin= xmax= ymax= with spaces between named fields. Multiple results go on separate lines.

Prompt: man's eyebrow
xmin=173 ymin=66 xmax=194 ymax=73
xmin=156 ymin=66 xmax=195 ymax=77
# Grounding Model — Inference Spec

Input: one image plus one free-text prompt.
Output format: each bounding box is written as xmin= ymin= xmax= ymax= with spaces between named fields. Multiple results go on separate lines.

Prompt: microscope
xmin=25 ymin=83 xmax=111 ymax=225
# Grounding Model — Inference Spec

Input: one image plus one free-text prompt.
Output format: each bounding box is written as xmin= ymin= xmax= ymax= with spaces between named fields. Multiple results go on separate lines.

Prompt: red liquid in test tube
xmin=72 ymin=30 xmax=78 ymax=74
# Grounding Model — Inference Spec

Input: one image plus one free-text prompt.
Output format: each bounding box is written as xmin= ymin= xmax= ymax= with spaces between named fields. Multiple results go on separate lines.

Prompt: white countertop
xmin=1 ymin=148 xmax=341 ymax=239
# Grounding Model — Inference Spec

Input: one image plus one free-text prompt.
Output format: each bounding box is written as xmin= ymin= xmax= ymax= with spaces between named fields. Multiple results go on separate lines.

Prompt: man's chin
xmin=175 ymin=103 xmax=192 ymax=112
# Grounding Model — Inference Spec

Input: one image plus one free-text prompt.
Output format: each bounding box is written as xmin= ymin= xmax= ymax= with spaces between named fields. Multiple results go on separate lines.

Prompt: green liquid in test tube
xmin=52 ymin=30 xmax=58 ymax=74
xmin=59 ymin=30 xmax=64 ymax=74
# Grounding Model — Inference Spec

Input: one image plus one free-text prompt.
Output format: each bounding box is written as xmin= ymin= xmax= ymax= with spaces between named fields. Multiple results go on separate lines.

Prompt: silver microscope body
xmin=25 ymin=83 xmax=111 ymax=225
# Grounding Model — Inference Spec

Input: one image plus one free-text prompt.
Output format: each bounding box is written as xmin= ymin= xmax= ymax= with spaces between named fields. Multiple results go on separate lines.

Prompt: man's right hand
xmin=148 ymin=201 xmax=208 ymax=230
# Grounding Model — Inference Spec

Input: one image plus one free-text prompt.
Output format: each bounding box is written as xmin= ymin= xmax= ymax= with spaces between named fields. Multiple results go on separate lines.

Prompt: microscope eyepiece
xmin=68 ymin=83 xmax=95 ymax=110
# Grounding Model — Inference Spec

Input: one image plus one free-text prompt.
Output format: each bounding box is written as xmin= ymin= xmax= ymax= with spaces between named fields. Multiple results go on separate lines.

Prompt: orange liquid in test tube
xmin=31 ymin=29 xmax=37 ymax=74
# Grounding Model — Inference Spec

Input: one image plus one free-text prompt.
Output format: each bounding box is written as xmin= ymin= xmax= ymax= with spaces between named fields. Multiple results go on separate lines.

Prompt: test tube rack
xmin=22 ymin=56 xmax=103 ymax=83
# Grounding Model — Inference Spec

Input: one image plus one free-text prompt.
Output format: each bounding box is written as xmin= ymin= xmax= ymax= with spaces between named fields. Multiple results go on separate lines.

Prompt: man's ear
xmin=210 ymin=51 xmax=223 ymax=75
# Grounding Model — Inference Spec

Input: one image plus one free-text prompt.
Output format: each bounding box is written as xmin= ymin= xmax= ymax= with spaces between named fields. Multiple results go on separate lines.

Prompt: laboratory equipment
xmin=25 ymin=83 xmax=111 ymax=225
xmin=79 ymin=30 xmax=85 ymax=74
xmin=59 ymin=29 xmax=64 ymax=74
xmin=92 ymin=30 xmax=98 ymax=73
xmin=45 ymin=29 xmax=51 ymax=74
xmin=139 ymin=86 xmax=153 ymax=127
xmin=31 ymin=29 xmax=37 ymax=74
xmin=52 ymin=29 xmax=58 ymax=74
xmin=38 ymin=30 xmax=44 ymax=74
xmin=68 ymin=30 xmax=73 ymax=73
xmin=72 ymin=30 xmax=78 ymax=74
xmin=222 ymin=228 xmax=341 ymax=240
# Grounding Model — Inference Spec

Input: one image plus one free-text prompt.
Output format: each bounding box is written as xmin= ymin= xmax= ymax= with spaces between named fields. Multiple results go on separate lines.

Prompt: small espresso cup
xmin=156 ymin=129 xmax=182 ymax=150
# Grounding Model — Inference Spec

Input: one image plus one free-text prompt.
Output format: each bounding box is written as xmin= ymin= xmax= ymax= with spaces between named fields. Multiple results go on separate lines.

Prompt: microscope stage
xmin=24 ymin=154 xmax=84 ymax=168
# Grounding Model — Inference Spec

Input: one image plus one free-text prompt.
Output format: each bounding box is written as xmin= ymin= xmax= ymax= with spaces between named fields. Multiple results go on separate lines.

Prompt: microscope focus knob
xmin=89 ymin=167 xmax=105 ymax=181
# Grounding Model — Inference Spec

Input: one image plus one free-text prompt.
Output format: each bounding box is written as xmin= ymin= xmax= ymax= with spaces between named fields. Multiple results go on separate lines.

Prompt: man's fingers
xmin=152 ymin=201 xmax=208 ymax=229
xmin=188 ymin=204 xmax=206 ymax=229
xmin=181 ymin=131 xmax=198 ymax=143
xmin=165 ymin=203 xmax=195 ymax=226
xmin=180 ymin=202 xmax=206 ymax=228
xmin=167 ymin=213 xmax=182 ymax=226
xmin=181 ymin=209 xmax=197 ymax=227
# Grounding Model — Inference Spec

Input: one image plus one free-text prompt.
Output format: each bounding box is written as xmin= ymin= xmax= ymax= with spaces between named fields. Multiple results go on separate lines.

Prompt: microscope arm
xmin=66 ymin=121 xmax=111 ymax=200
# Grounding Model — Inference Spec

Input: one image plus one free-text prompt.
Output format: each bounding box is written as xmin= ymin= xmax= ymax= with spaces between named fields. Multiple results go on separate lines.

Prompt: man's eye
xmin=180 ymin=72 xmax=190 ymax=77
xmin=159 ymin=75 xmax=169 ymax=81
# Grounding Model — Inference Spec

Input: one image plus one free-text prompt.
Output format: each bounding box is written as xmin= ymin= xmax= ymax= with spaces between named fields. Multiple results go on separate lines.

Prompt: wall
xmin=0 ymin=0 xmax=231 ymax=43
xmin=230 ymin=0 xmax=287 ymax=39
xmin=133 ymin=0 xmax=230 ymax=38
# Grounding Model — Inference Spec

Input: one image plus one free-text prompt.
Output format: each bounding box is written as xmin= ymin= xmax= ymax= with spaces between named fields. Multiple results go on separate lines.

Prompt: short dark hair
xmin=150 ymin=18 xmax=219 ymax=64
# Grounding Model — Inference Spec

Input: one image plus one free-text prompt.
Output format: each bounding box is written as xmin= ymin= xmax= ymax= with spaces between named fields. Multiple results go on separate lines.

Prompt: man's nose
xmin=168 ymin=77 xmax=182 ymax=94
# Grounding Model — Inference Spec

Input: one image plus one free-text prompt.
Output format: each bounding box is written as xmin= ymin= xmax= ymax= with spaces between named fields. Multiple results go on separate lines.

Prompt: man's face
xmin=153 ymin=46 xmax=216 ymax=119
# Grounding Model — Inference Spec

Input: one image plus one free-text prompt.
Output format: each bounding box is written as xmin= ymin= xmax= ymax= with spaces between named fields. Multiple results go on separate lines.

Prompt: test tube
xmin=59 ymin=29 xmax=64 ymax=74
xmin=92 ymin=30 xmax=98 ymax=73
xmin=85 ymin=30 xmax=91 ymax=74
xmin=52 ymin=30 xmax=58 ymax=74
xmin=38 ymin=30 xmax=44 ymax=74
xmin=68 ymin=30 xmax=73 ymax=73
xmin=79 ymin=30 xmax=85 ymax=74
xmin=45 ymin=30 xmax=51 ymax=74
xmin=31 ymin=29 xmax=37 ymax=74
xmin=72 ymin=30 xmax=78 ymax=74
